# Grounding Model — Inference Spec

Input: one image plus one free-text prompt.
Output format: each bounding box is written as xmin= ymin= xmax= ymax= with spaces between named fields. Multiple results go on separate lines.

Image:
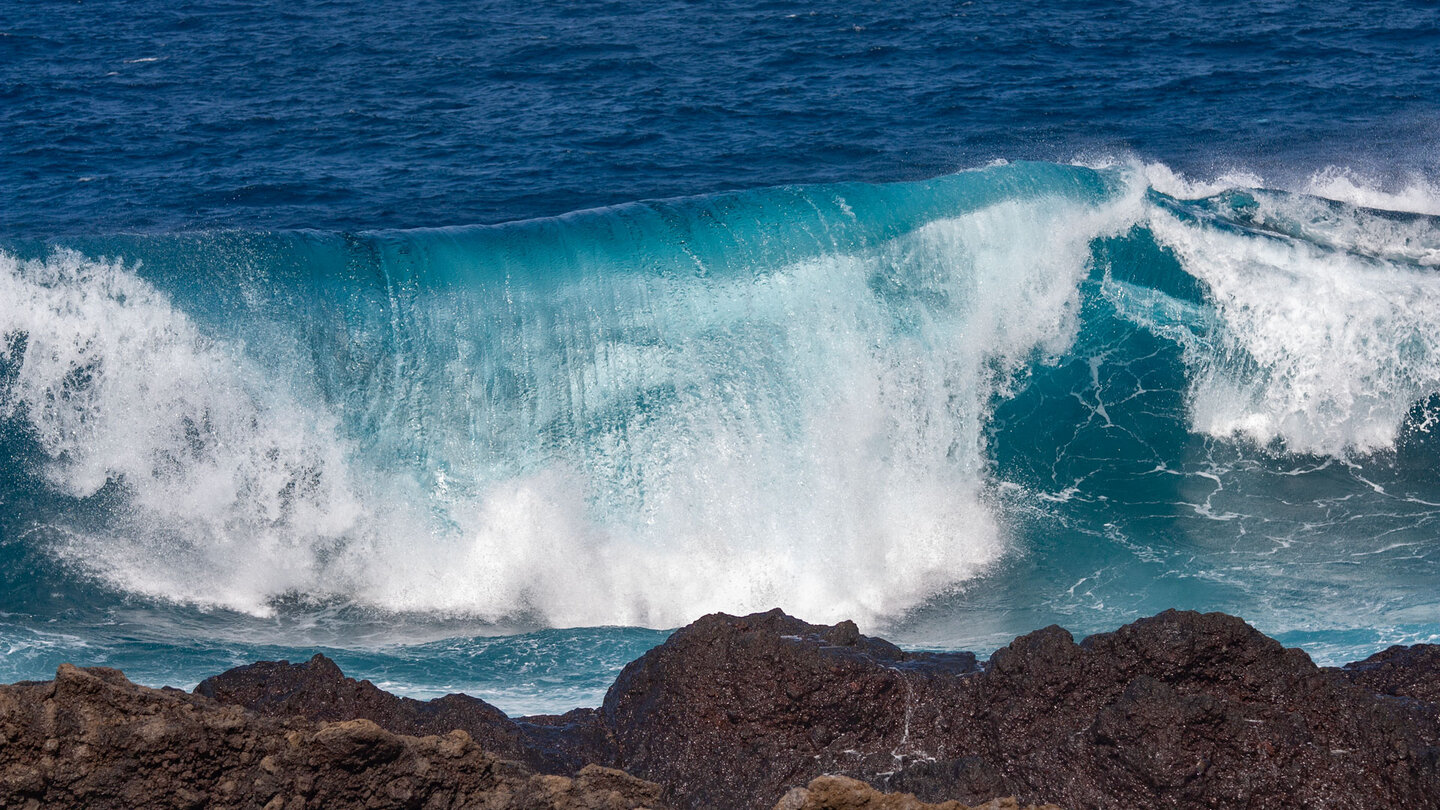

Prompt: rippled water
xmin=3 ymin=0 xmax=1438 ymax=715
xmin=5 ymin=0 xmax=1437 ymax=236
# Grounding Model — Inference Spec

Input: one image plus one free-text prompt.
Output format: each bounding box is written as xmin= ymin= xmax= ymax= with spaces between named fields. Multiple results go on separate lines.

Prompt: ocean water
xmin=3 ymin=0 xmax=1439 ymax=715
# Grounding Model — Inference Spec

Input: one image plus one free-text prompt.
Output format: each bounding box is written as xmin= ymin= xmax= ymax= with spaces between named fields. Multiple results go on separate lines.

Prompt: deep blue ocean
xmin=3 ymin=0 xmax=1440 ymax=715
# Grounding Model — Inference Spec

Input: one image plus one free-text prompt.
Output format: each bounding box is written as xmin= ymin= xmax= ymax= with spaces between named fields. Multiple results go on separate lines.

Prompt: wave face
xmin=3 ymin=161 xmax=1440 ymax=702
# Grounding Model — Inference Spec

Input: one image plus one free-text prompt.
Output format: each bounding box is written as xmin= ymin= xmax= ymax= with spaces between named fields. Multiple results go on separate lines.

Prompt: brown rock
xmin=195 ymin=651 xmax=615 ymax=774
xmin=771 ymin=776 xmax=1059 ymax=810
xmin=151 ymin=609 xmax=1440 ymax=809
xmin=598 ymin=609 xmax=1440 ymax=809
xmin=0 ymin=663 xmax=665 ymax=810
xmin=1341 ymin=643 xmax=1440 ymax=711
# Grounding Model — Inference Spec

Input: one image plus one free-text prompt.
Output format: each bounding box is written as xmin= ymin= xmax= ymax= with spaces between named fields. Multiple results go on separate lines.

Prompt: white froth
xmin=1303 ymin=167 xmax=1440 ymax=216
xmin=0 ymin=188 xmax=1124 ymax=628
xmin=1079 ymin=156 xmax=1264 ymax=200
xmin=14 ymin=159 xmax=1431 ymax=629
xmin=1135 ymin=161 xmax=1265 ymax=200
xmin=0 ymin=250 xmax=371 ymax=613
xmin=1147 ymin=203 xmax=1440 ymax=456
xmin=1072 ymin=158 xmax=1440 ymax=456
xmin=1246 ymin=191 xmax=1440 ymax=267
xmin=1084 ymin=156 xmax=1440 ymax=216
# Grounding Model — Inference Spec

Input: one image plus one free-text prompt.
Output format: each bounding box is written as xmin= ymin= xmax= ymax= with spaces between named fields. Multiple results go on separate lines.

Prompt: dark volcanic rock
xmin=599 ymin=609 xmax=980 ymax=809
xmin=0 ymin=663 xmax=664 ymax=810
xmin=599 ymin=609 xmax=1440 ymax=809
xmin=1341 ymin=643 xmax=1440 ymax=710
xmin=772 ymin=775 xmax=1059 ymax=810
xmin=196 ymin=652 xmax=615 ymax=774
xmin=185 ymin=609 xmax=1440 ymax=809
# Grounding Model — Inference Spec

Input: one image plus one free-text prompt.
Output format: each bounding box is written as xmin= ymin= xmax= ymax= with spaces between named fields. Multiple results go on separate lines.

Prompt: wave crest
xmin=4 ymin=160 xmax=1440 ymax=627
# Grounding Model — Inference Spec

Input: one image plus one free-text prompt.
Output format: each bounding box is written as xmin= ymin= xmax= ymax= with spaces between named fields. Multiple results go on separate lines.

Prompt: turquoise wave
xmin=3 ymin=161 xmax=1440 ymax=707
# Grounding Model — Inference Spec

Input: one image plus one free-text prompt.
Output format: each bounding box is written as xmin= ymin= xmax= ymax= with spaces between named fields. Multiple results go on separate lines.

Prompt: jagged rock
xmin=1341 ymin=643 xmax=1440 ymax=710
xmin=196 ymin=652 xmax=615 ymax=774
xmin=0 ymin=663 xmax=664 ymax=810
xmin=598 ymin=608 xmax=980 ymax=809
xmin=598 ymin=609 xmax=1440 ymax=809
xmin=192 ymin=609 xmax=1440 ymax=809
xmin=772 ymin=775 xmax=1059 ymax=810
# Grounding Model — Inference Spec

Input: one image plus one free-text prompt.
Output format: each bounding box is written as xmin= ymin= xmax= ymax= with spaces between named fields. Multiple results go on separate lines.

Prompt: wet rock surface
xmin=7 ymin=609 xmax=1440 ymax=809
xmin=0 ymin=663 xmax=663 ymax=809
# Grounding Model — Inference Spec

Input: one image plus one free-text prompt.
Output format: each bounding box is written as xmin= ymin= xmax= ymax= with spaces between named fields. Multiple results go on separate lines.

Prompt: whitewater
xmin=3 ymin=158 xmax=1439 ymax=712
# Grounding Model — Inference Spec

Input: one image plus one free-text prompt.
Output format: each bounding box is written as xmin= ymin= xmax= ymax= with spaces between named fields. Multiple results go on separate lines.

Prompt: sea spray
xmin=2 ymin=161 xmax=1439 ymax=707
xmin=1147 ymin=199 xmax=1440 ymax=454
xmin=1 ymin=162 xmax=1133 ymax=627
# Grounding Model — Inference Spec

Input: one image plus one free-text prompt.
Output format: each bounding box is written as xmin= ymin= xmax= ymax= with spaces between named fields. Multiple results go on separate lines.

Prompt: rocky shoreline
xmin=3 ymin=609 xmax=1438 ymax=809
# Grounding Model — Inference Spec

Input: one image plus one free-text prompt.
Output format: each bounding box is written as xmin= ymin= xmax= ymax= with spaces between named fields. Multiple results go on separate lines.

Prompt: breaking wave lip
xmin=1144 ymin=199 xmax=1440 ymax=457
xmin=3 ymin=159 xmax=1440 ymax=629
xmin=1087 ymin=156 xmax=1440 ymax=216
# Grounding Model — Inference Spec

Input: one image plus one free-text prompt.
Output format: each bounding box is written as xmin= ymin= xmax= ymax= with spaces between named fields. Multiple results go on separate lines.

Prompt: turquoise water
xmin=5 ymin=0 xmax=1440 ymax=715
xmin=4 ymin=161 xmax=1440 ymax=713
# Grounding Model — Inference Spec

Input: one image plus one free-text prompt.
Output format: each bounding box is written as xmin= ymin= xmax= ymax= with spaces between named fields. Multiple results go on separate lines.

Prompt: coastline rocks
xmin=772 ymin=776 xmax=1059 ymax=810
xmin=203 ymin=610 xmax=1440 ymax=808
xmin=196 ymin=653 xmax=614 ymax=775
xmin=598 ymin=609 xmax=1440 ymax=809
xmin=0 ymin=663 xmax=664 ymax=809
xmin=1341 ymin=643 xmax=1440 ymax=711
xmin=11 ymin=610 xmax=1440 ymax=809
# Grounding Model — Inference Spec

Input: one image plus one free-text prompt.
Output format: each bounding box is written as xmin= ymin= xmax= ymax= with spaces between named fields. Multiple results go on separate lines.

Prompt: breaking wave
xmin=4 ymin=160 xmax=1440 ymax=632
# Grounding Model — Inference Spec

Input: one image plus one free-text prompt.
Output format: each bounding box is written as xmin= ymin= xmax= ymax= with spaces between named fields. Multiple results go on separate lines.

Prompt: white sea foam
xmin=1146 ymin=198 xmax=1440 ymax=456
xmin=9 ymin=160 xmax=1431 ymax=629
xmin=1079 ymin=156 xmax=1264 ymax=200
xmin=1134 ymin=161 xmax=1265 ymax=200
xmin=1243 ymin=190 xmax=1440 ymax=267
xmin=0 ymin=250 xmax=371 ymax=613
xmin=1302 ymin=166 xmax=1440 ymax=216
xmin=1087 ymin=156 xmax=1440 ymax=216
xmin=1072 ymin=157 xmax=1440 ymax=456
xmin=0 ymin=187 xmax=1127 ymax=628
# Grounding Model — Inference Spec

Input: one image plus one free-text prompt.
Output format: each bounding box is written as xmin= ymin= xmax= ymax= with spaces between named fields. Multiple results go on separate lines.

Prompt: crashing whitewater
xmin=2 ymin=160 xmax=1439 ymax=656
